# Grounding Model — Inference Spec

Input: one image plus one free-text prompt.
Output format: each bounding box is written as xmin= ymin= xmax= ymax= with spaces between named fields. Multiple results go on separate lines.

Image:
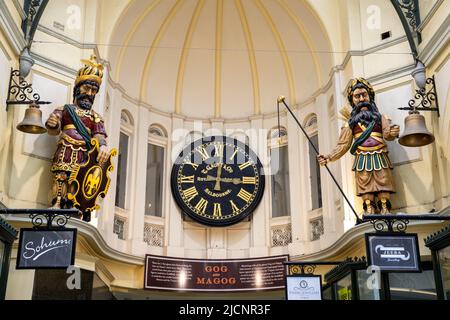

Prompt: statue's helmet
xmin=347 ymin=78 xmax=375 ymax=107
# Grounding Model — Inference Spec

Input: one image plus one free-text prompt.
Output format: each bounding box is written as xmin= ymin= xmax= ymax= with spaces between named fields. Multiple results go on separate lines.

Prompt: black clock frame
xmin=170 ymin=136 xmax=265 ymax=227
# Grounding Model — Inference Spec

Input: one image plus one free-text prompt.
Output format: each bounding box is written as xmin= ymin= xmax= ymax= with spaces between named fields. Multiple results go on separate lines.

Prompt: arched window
xmin=145 ymin=124 xmax=167 ymax=218
xmin=304 ymin=114 xmax=322 ymax=210
xmin=268 ymin=126 xmax=290 ymax=217
xmin=115 ymin=111 xmax=133 ymax=210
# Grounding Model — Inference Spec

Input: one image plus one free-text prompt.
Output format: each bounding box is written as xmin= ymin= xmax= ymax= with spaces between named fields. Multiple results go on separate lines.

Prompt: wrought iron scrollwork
xmin=396 ymin=0 xmax=420 ymax=31
xmin=399 ymin=76 xmax=440 ymax=116
xmin=370 ymin=218 xmax=409 ymax=233
xmin=29 ymin=212 xmax=72 ymax=229
xmin=288 ymin=264 xmax=317 ymax=275
xmin=6 ymin=69 xmax=51 ymax=108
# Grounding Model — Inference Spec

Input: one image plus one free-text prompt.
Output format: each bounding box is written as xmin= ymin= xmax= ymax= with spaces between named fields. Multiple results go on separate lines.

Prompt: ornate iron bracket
xmin=285 ymin=261 xmax=343 ymax=275
xmin=362 ymin=214 xmax=450 ymax=233
xmin=6 ymin=68 xmax=51 ymax=110
xmin=390 ymin=0 xmax=421 ymax=58
xmin=22 ymin=0 xmax=49 ymax=46
xmin=398 ymin=75 xmax=440 ymax=117
xmin=0 ymin=208 xmax=80 ymax=229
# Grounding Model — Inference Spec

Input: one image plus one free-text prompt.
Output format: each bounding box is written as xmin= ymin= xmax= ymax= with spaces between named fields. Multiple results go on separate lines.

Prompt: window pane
xmin=145 ymin=144 xmax=165 ymax=217
xmin=322 ymin=286 xmax=333 ymax=300
xmin=336 ymin=274 xmax=352 ymax=300
xmin=270 ymin=145 xmax=291 ymax=217
xmin=115 ymin=133 xmax=129 ymax=208
xmin=438 ymin=247 xmax=450 ymax=299
xmin=389 ymin=270 xmax=437 ymax=300
xmin=357 ymin=270 xmax=381 ymax=300
xmin=309 ymin=135 xmax=322 ymax=210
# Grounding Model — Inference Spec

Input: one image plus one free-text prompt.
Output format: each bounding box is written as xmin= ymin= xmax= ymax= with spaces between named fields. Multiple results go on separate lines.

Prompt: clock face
xmin=171 ymin=136 xmax=265 ymax=226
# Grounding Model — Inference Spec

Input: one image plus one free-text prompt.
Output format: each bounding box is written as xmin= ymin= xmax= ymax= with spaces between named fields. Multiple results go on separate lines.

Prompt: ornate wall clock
xmin=171 ymin=136 xmax=265 ymax=226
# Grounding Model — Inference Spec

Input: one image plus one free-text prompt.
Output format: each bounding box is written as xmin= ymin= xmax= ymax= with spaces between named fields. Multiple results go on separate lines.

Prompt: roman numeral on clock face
xmin=237 ymin=189 xmax=252 ymax=203
xmin=239 ymin=161 xmax=252 ymax=171
xmin=185 ymin=161 xmax=199 ymax=170
xmin=230 ymin=200 xmax=240 ymax=214
xmin=242 ymin=176 xmax=256 ymax=184
xmin=195 ymin=198 xmax=208 ymax=214
xmin=180 ymin=175 xmax=195 ymax=184
xmin=213 ymin=203 xmax=222 ymax=217
xmin=183 ymin=186 xmax=198 ymax=202
xmin=214 ymin=144 xmax=224 ymax=158
xmin=197 ymin=147 xmax=210 ymax=161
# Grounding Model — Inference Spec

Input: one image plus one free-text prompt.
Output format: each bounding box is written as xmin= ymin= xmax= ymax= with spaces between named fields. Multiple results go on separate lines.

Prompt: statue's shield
xmin=68 ymin=138 xmax=117 ymax=213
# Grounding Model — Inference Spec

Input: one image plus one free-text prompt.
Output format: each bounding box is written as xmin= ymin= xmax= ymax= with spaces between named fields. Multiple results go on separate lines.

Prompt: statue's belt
xmin=63 ymin=124 xmax=91 ymax=135
xmin=353 ymin=131 xmax=385 ymax=152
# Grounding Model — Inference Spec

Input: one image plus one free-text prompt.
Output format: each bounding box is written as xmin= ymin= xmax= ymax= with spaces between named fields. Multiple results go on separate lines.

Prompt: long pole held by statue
xmin=277 ymin=96 xmax=362 ymax=225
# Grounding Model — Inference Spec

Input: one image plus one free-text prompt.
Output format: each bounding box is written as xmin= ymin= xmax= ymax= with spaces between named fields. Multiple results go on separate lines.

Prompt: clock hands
xmin=214 ymin=164 xmax=223 ymax=191
xmin=205 ymin=175 xmax=242 ymax=185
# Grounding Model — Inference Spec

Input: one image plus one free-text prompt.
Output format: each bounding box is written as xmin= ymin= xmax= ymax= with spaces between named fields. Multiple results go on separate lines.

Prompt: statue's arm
xmin=382 ymin=115 xmax=399 ymax=141
xmin=45 ymin=108 xmax=63 ymax=136
xmin=327 ymin=125 xmax=353 ymax=162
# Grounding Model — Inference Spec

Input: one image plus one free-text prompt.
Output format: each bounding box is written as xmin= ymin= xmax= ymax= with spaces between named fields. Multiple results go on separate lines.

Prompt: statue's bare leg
xmin=50 ymin=172 xmax=68 ymax=209
xmin=362 ymin=193 xmax=376 ymax=214
xmin=377 ymin=192 xmax=391 ymax=214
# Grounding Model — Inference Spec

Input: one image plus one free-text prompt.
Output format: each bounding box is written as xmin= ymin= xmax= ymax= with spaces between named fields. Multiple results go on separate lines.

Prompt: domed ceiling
xmin=107 ymin=0 xmax=333 ymax=119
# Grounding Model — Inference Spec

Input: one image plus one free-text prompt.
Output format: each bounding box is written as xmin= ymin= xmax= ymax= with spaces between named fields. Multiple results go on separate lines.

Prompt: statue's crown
xmin=75 ymin=55 xmax=104 ymax=86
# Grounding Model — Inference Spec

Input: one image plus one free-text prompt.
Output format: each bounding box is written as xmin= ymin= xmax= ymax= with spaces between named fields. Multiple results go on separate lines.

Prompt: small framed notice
xmin=285 ymin=275 xmax=323 ymax=300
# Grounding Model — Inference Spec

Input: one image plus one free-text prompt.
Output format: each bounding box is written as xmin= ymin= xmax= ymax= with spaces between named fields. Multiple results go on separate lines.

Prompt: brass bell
xmin=16 ymin=103 xmax=47 ymax=134
xmin=398 ymin=112 xmax=434 ymax=147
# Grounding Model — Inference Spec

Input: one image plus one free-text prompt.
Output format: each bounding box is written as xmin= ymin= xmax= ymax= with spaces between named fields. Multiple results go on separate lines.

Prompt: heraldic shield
xmin=68 ymin=138 xmax=117 ymax=221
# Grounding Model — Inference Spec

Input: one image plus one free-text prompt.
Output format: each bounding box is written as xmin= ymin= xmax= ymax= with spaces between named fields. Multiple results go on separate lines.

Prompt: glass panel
xmin=0 ymin=241 xmax=5 ymax=277
xmin=309 ymin=134 xmax=322 ymax=210
xmin=438 ymin=247 xmax=450 ymax=299
xmin=145 ymin=144 xmax=165 ymax=217
xmin=336 ymin=274 xmax=352 ymax=300
xmin=270 ymin=145 xmax=291 ymax=217
xmin=389 ymin=270 xmax=437 ymax=300
xmin=115 ymin=132 xmax=129 ymax=208
xmin=322 ymin=286 xmax=333 ymax=300
xmin=357 ymin=270 xmax=381 ymax=300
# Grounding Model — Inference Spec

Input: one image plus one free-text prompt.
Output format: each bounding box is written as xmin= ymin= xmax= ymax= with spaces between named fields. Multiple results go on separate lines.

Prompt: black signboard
xmin=365 ymin=233 xmax=421 ymax=272
xmin=17 ymin=228 xmax=77 ymax=269
xmin=144 ymin=254 xmax=288 ymax=292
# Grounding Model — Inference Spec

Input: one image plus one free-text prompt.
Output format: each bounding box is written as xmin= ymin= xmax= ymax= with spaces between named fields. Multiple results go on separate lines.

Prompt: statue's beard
xmin=348 ymin=101 xmax=382 ymax=129
xmin=75 ymin=93 xmax=95 ymax=110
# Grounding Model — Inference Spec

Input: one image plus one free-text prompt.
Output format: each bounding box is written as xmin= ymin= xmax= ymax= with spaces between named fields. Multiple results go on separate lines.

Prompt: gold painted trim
xmin=214 ymin=0 xmax=224 ymax=118
xmin=175 ymin=0 xmax=206 ymax=114
xmin=235 ymin=0 xmax=261 ymax=115
xmin=140 ymin=0 xmax=184 ymax=102
xmin=254 ymin=0 xmax=296 ymax=104
xmin=114 ymin=0 xmax=162 ymax=81
xmin=277 ymin=0 xmax=322 ymax=87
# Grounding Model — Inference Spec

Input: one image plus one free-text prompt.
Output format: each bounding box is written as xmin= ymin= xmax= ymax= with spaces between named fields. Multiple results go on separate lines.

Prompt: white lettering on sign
xmin=375 ymin=245 xmax=410 ymax=261
xmin=22 ymin=237 xmax=72 ymax=261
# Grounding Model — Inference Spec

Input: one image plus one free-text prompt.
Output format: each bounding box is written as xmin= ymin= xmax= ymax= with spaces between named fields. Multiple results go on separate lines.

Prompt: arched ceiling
xmin=107 ymin=0 xmax=333 ymax=119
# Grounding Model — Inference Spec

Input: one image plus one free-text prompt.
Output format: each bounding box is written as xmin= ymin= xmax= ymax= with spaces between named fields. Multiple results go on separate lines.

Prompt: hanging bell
xmin=398 ymin=112 xmax=434 ymax=147
xmin=16 ymin=103 xmax=48 ymax=134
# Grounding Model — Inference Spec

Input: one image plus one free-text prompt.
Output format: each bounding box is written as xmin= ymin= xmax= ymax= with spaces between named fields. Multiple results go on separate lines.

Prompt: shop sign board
xmin=16 ymin=228 xmax=77 ymax=269
xmin=144 ymin=254 xmax=288 ymax=292
xmin=285 ymin=275 xmax=322 ymax=300
xmin=365 ymin=233 xmax=421 ymax=272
